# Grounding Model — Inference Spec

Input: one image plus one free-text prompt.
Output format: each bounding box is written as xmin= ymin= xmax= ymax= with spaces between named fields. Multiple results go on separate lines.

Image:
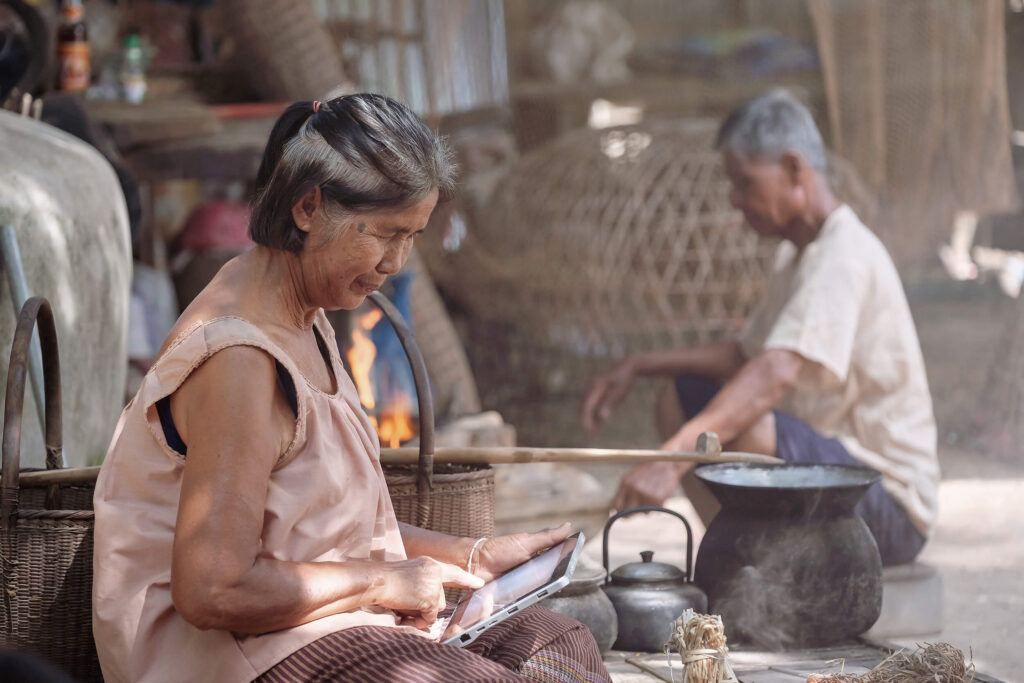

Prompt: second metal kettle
xmin=602 ymin=506 xmax=708 ymax=652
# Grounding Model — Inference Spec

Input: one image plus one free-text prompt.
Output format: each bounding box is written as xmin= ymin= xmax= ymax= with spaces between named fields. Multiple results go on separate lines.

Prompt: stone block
xmin=864 ymin=562 xmax=943 ymax=639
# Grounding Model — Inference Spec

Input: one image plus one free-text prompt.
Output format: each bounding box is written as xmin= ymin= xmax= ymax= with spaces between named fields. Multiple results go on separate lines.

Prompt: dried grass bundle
xmin=664 ymin=609 xmax=738 ymax=683
xmin=808 ymin=643 xmax=974 ymax=683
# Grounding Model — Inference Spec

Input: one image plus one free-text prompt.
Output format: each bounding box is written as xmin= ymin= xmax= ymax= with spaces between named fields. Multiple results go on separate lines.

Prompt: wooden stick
xmin=13 ymin=446 xmax=779 ymax=487
xmin=18 ymin=466 xmax=101 ymax=487
xmin=379 ymin=446 xmax=780 ymax=466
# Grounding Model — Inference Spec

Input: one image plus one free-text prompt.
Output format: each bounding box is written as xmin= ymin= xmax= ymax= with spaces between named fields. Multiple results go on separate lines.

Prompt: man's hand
xmin=582 ymin=360 xmax=636 ymax=433
xmin=612 ymin=426 xmax=697 ymax=511
xmin=472 ymin=523 xmax=572 ymax=582
xmin=612 ymin=461 xmax=684 ymax=511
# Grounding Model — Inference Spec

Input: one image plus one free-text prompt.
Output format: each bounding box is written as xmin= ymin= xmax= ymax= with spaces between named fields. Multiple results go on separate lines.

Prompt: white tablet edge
xmin=441 ymin=531 xmax=586 ymax=648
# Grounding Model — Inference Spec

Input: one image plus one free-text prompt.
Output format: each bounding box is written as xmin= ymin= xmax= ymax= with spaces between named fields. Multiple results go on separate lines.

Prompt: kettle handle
xmin=602 ymin=505 xmax=695 ymax=581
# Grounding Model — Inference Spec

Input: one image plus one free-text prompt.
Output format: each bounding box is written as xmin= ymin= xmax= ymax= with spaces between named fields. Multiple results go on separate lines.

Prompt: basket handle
xmin=367 ymin=292 xmax=434 ymax=528
xmin=1 ymin=297 xmax=63 ymax=527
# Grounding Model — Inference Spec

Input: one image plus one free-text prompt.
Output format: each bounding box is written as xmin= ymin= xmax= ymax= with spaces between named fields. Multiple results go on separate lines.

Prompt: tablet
xmin=438 ymin=531 xmax=585 ymax=647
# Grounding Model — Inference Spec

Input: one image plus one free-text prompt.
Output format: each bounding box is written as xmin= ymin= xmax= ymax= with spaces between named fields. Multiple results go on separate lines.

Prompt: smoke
xmin=710 ymin=520 xmax=878 ymax=651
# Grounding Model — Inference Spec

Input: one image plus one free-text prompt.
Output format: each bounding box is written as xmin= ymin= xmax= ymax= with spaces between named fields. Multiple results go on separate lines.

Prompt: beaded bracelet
xmin=466 ymin=537 xmax=488 ymax=575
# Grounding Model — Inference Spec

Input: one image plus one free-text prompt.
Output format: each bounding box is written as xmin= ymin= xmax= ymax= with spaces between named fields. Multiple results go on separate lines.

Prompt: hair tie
xmin=312 ymin=100 xmax=322 ymax=113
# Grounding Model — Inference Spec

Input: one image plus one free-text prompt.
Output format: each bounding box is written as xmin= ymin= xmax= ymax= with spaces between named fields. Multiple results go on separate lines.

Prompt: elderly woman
xmin=93 ymin=94 xmax=609 ymax=683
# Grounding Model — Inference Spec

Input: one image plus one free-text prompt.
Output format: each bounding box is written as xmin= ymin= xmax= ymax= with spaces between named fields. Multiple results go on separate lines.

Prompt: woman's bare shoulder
xmin=156 ymin=258 xmax=260 ymax=356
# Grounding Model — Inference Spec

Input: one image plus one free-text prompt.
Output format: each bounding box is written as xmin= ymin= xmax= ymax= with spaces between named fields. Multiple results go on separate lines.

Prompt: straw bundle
xmin=807 ymin=643 xmax=974 ymax=683
xmin=664 ymin=609 xmax=738 ymax=683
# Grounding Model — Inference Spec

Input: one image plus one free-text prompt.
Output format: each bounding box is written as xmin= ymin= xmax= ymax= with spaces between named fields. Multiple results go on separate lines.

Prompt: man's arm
xmin=583 ymin=339 xmax=745 ymax=433
xmin=666 ymin=348 xmax=804 ymax=451
xmin=613 ymin=348 xmax=804 ymax=510
xmin=628 ymin=339 xmax=746 ymax=380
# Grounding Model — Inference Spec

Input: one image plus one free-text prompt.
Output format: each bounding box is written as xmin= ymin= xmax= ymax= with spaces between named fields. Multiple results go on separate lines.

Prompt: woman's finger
xmin=440 ymin=562 xmax=485 ymax=589
xmin=523 ymin=522 xmax=571 ymax=553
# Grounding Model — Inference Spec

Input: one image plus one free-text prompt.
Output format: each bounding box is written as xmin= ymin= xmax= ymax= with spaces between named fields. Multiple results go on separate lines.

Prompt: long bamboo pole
xmin=14 ymin=446 xmax=778 ymax=488
xmin=378 ymin=446 xmax=780 ymax=467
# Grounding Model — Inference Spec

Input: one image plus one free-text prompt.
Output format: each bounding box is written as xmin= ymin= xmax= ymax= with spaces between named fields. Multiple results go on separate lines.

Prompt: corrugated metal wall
xmin=312 ymin=0 xmax=508 ymax=116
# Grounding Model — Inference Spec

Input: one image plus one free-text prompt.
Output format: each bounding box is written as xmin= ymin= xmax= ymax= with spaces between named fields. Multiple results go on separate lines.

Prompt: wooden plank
xmin=84 ymin=99 xmax=222 ymax=148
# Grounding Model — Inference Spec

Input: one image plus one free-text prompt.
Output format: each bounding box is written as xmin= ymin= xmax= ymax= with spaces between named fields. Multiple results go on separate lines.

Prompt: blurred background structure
xmin=2 ymin=0 xmax=1022 ymax=464
xmin=1 ymin=1 xmax=1023 ymax=675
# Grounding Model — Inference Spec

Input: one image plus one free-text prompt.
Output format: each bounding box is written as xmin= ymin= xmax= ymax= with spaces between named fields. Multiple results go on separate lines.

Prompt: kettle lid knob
xmin=640 ymin=550 xmax=654 ymax=563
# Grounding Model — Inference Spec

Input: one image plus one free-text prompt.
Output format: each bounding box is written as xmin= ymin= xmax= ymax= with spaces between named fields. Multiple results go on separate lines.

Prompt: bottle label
xmin=59 ymin=42 xmax=91 ymax=92
xmin=123 ymin=77 xmax=146 ymax=104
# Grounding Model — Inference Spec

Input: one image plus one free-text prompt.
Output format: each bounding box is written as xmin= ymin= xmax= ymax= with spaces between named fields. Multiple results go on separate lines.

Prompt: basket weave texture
xmin=0 ymin=509 xmax=101 ymax=682
xmin=385 ymin=464 xmax=495 ymax=540
xmin=219 ymin=0 xmax=347 ymax=101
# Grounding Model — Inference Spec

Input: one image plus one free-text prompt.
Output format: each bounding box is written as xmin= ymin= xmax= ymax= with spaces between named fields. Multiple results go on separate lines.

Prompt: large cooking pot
xmin=693 ymin=463 xmax=882 ymax=650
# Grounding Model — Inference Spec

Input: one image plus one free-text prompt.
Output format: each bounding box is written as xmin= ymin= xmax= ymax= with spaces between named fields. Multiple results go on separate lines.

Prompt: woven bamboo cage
xmin=420 ymin=118 xmax=874 ymax=447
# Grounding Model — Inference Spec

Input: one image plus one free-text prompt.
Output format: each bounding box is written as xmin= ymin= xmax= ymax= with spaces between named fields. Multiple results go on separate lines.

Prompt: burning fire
xmin=346 ymin=308 xmax=417 ymax=448
xmin=375 ymin=392 xmax=416 ymax=449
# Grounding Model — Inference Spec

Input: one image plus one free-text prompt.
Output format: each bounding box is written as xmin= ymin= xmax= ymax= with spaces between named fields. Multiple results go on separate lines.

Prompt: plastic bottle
xmin=120 ymin=35 xmax=147 ymax=104
xmin=56 ymin=0 xmax=90 ymax=92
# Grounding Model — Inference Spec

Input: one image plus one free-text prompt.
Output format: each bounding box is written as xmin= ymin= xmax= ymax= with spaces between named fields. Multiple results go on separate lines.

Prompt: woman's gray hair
xmin=251 ymin=93 xmax=457 ymax=254
xmin=715 ymin=89 xmax=827 ymax=172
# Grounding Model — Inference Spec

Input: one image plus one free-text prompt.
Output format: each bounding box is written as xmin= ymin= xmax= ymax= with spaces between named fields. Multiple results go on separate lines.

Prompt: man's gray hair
xmin=715 ymin=89 xmax=827 ymax=172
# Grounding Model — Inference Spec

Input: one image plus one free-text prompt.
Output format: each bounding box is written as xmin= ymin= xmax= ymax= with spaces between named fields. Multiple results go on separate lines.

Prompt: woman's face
xmin=293 ymin=189 xmax=439 ymax=311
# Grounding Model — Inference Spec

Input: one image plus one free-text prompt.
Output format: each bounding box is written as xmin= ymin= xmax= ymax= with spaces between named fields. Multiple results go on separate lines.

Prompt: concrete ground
xmin=582 ymin=294 xmax=1024 ymax=681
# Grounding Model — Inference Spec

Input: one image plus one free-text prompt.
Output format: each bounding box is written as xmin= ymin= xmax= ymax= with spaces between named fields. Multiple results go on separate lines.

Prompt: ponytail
xmin=254 ymin=101 xmax=317 ymax=192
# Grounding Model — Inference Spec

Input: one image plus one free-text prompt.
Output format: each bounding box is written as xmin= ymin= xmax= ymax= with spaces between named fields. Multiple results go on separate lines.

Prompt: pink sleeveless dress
xmin=92 ymin=312 xmax=408 ymax=683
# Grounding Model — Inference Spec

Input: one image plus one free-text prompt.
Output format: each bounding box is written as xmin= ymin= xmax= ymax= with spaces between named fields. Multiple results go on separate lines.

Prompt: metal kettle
xmin=602 ymin=506 xmax=708 ymax=652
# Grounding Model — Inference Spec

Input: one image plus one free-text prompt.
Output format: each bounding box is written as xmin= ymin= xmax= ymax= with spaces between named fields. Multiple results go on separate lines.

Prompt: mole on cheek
xmin=357 ymin=223 xmax=367 ymax=233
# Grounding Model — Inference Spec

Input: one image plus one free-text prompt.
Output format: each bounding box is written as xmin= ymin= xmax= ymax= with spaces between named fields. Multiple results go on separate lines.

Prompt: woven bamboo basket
xmin=368 ymin=292 xmax=495 ymax=540
xmin=219 ymin=0 xmax=347 ymax=102
xmin=0 ymin=298 xmax=102 ymax=682
xmin=385 ymin=464 xmax=494 ymax=539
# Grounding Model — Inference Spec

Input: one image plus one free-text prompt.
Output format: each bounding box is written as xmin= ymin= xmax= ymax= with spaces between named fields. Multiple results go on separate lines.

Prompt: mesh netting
xmin=808 ymin=0 xmax=1017 ymax=276
xmin=420 ymin=118 xmax=874 ymax=447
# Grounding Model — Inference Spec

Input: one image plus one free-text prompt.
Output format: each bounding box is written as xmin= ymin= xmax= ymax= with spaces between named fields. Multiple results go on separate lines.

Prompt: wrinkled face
xmin=294 ymin=190 xmax=439 ymax=310
xmin=722 ymin=152 xmax=800 ymax=239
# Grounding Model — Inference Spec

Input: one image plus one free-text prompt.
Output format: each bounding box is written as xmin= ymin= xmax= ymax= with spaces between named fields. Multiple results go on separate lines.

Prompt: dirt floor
xmin=583 ymin=291 xmax=1024 ymax=681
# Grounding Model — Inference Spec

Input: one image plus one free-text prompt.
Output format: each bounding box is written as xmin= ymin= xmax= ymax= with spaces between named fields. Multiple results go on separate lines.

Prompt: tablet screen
xmin=439 ymin=534 xmax=580 ymax=642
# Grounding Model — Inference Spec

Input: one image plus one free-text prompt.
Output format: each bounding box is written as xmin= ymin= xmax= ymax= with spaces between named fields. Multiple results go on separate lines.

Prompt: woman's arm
xmin=399 ymin=523 xmax=476 ymax=569
xmin=169 ymin=346 xmax=481 ymax=634
xmin=399 ymin=522 xmax=573 ymax=582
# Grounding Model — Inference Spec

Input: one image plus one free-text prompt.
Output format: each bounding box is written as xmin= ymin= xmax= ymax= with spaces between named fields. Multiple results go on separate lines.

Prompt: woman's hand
xmin=472 ymin=523 xmax=573 ymax=582
xmin=370 ymin=557 xmax=484 ymax=629
xmin=582 ymin=359 xmax=637 ymax=433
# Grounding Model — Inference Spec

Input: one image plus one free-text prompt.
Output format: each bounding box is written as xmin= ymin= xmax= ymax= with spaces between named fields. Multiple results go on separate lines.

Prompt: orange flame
xmin=346 ymin=308 xmax=417 ymax=448
xmin=347 ymin=309 xmax=382 ymax=411
xmin=373 ymin=392 xmax=416 ymax=448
